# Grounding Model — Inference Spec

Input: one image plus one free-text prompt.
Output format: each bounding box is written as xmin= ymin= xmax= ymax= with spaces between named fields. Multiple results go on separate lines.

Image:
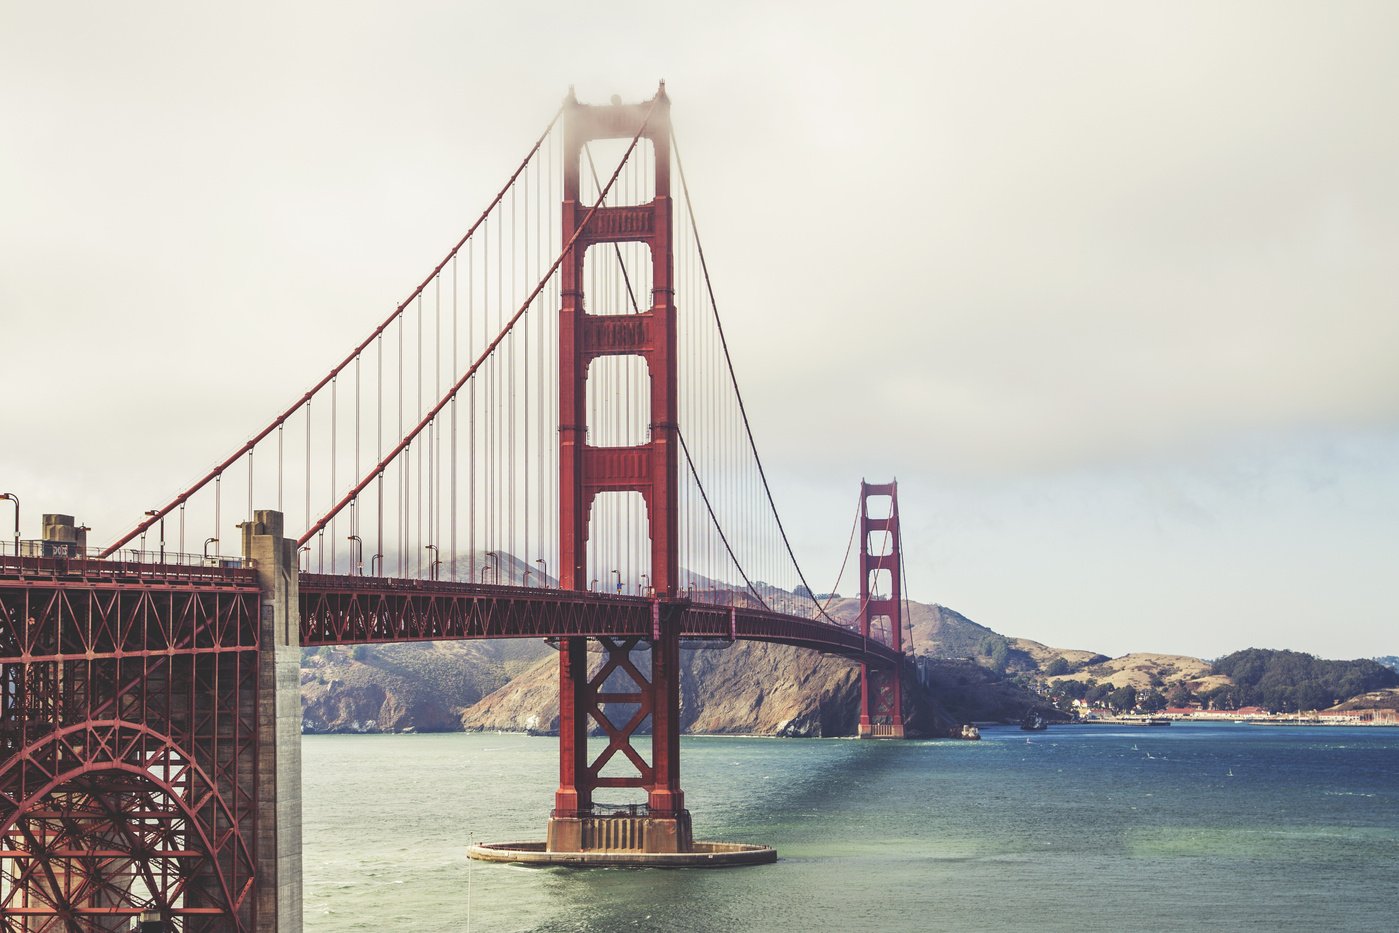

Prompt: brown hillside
xmin=1051 ymin=652 xmax=1231 ymax=694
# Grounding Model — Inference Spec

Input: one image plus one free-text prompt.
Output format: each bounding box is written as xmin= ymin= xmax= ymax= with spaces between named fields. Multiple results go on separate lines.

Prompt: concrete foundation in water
xmin=472 ymin=812 xmax=775 ymax=867
xmin=468 ymin=840 xmax=776 ymax=868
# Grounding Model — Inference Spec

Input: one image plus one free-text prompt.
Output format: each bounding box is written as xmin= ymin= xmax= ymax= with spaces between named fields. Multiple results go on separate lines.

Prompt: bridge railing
xmin=0 ymin=541 xmax=252 ymax=584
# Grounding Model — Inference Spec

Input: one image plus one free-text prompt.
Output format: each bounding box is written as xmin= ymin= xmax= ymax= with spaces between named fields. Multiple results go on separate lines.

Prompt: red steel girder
xmin=298 ymin=574 xmax=901 ymax=666
xmin=2 ymin=575 xmax=260 ymax=931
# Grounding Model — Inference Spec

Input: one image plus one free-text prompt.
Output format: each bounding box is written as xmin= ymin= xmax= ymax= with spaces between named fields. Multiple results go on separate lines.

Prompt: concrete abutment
xmin=242 ymin=510 xmax=303 ymax=933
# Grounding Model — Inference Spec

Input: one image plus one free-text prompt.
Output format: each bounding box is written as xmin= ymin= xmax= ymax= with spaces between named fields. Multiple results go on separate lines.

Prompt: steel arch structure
xmin=1 ymin=559 xmax=260 ymax=932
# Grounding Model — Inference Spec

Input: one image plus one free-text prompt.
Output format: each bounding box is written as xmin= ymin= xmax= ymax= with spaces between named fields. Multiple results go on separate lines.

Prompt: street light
xmin=589 ymin=577 xmax=598 ymax=592
xmin=297 ymin=545 xmax=310 ymax=573
xmin=640 ymin=573 xmax=651 ymax=597
xmin=348 ymin=535 xmax=363 ymax=575
xmin=370 ymin=553 xmax=383 ymax=576
xmin=203 ymin=537 xmax=219 ymax=564
xmin=611 ymin=569 xmax=621 ymax=594
xmin=0 ymin=493 xmax=18 ymax=557
xmin=481 ymin=551 xmax=496 ymax=584
xmin=425 ymin=544 xmax=440 ymax=580
xmin=535 ymin=557 xmax=548 ymax=588
xmin=145 ymin=509 xmax=166 ymax=564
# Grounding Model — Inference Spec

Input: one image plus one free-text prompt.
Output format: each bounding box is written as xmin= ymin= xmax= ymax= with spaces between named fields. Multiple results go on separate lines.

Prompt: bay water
xmin=303 ymin=724 xmax=1397 ymax=931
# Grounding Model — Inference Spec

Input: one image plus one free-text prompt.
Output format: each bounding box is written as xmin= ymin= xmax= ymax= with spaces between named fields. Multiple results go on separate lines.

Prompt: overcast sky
xmin=3 ymin=2 xmax=1395 ymax=659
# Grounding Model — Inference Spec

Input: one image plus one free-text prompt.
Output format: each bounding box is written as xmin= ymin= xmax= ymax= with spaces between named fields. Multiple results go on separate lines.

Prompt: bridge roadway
xmin=302 ymin=573 xmax=899 ymax=663
xmin=0 ymin=554 xmax=899 ymax=667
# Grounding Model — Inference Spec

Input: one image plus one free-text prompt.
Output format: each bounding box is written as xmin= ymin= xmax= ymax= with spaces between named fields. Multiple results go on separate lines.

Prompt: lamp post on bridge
xmin=535 ymin=557 xmax=548 ymax=588
xmin=0 ymin=492 xmax=18 ymax=557
xmin=611 ymin=569 xmax=621 ymax=595
xmin=348 ymin=535 xmax=363 ymax=575
xmin=425 ymin=544 xmax=440 ymax=580
xmin=203 ymin=537 xmax=219 ymax=566
xmin=370 ymin=553 xmax=382 ymax=576
xmin=481 ymin=551 xmax=496 ymax=584
xmin=640 ymin=573 xmax=651 ymax=597
xmin=144 ymin=509 xmax=165 ymax=563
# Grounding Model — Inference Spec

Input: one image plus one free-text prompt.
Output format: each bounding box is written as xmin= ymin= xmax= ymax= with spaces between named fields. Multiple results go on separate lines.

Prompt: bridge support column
xmin=473 ymin=85 xmax=772 ymax=867
xmin=547 ymin=636 xmax=590 ymax=852
xmin=545 ymin=620 xmax=693 ymax=855
xmin=242 ymin=510 xmax=303 ymax=932
xmin=858 ymin=481 xmax=907 ymax=739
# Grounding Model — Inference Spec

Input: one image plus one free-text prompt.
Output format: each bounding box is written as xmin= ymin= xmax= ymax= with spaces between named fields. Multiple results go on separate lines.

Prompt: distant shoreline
xmin=1074 ymin=714 xmax=1398 ymax=728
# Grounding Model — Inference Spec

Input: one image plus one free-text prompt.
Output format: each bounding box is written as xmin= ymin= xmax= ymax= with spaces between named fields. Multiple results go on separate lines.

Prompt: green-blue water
xmin=303 ymin=724 xmax=1398 ymax=931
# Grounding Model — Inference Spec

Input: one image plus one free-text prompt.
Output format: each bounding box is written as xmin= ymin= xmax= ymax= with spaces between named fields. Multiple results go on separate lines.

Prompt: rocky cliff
xmin=300 ymin=639 xmax=549 ymax=733
xmin=460 ymin=641 xmax=874 ymax=737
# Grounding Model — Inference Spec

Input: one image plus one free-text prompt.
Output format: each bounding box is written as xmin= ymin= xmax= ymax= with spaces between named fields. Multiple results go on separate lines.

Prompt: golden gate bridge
xmin=1 ymin=84 xmax=911 ymax=931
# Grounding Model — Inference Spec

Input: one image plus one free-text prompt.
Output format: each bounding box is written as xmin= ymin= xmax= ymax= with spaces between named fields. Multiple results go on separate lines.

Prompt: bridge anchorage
xmin=2 ymin=82 xmax=916 ymax=926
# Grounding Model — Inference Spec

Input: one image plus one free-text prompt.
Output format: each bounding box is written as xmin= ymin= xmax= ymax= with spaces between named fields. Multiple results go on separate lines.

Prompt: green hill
xmin=1206 ymin=648 xmax=1399 ymax=712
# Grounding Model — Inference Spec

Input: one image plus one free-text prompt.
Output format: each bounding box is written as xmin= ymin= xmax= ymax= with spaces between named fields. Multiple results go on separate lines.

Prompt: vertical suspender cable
xmin=304 ymin=400 xmax=311 ymax=534
xmin=451 ymin=255 xmax=458 ymax=579
xmin=330 ymin=376 xmax=337 ymax=573
xmin=510 ymin=183 xmax=517 ymax=580
xmin=416 ymin=294 xmax=423 ymax=577
xmin=377 ymin=334 xmax=383 ymax=574
xmin=522 ymin=159 xmax=529 ymax=585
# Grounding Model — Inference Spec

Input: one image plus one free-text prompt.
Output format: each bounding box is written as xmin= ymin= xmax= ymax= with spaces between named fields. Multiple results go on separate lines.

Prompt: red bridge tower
xmin=550 ymin=86 xmax=691 ymax=853
xmin=859 ymin=480 xmax=906 ymax=738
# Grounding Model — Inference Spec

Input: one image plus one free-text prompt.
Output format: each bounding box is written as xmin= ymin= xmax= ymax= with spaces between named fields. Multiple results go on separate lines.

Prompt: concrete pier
xmin=242 ymin=510 xmax=303 ymax=932
xmin=469 ymin=839 xmax=776 ymax=868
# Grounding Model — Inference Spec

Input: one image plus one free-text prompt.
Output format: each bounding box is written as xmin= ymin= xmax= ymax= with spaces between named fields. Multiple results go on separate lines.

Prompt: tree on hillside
xmin=1137 ymin=689 xmax=1167 ymax=713
xmin=978 ymin=634 xmax=1011 ymax=674
xmin=1107 ymin=685 xmax=1137 ymax=713
xmin=1165 ymin=682 xmax=1194 ymax=708
xmin=1053 ymin=679 xmax=1088 ymax=701
xmin=1044 ymin=656 xmax=1071 ymax=677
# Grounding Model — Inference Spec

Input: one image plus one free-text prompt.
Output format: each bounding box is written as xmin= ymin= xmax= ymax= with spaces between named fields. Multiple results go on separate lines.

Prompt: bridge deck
xmin=0 ymin=560 xmax=900 ymax=667
xmin=299 ymin=573 xmax=901 ymax=666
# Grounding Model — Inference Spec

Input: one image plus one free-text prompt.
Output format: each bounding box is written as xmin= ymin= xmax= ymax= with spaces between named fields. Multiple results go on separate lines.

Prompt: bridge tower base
xmin=242 ymin=511 xmax=304 ymax=932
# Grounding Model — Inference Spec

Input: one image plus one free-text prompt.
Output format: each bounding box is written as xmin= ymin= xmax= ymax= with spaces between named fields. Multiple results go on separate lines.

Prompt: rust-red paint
xmin=1 ymin=556 xmax=260 ymax=929
xmin=555 ymin=85 xmax=684 ymax=820
xmin=859 ymin=480 xmax=906 ymax=736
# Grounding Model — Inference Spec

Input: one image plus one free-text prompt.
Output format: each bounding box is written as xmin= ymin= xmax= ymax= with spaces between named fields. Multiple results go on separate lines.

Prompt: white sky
xmin=3 ymin=2 xmax=1396 ymax=659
